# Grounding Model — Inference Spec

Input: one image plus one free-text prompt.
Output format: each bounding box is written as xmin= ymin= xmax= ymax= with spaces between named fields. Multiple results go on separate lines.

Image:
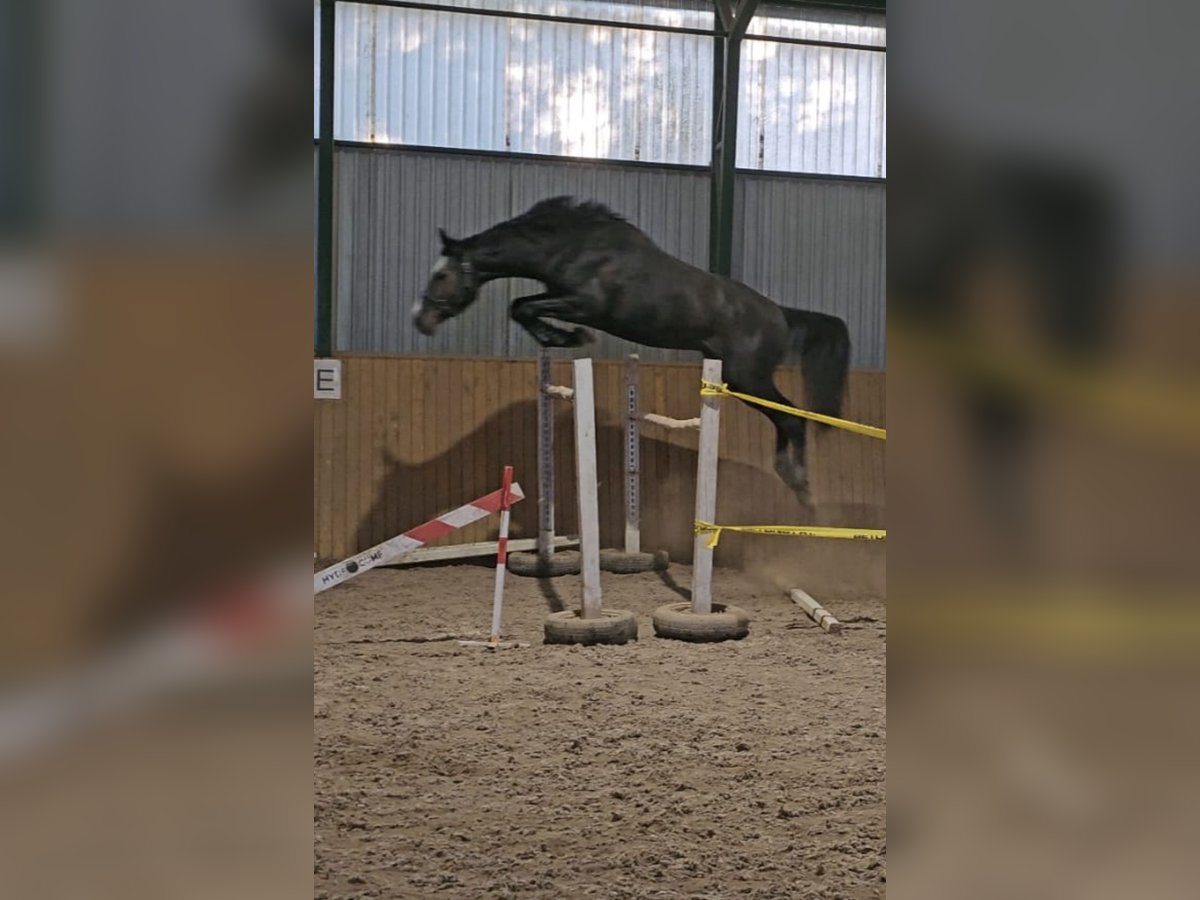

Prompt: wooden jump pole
xmin=573 ymin=358 xmax=603 ymax=619
xmin=788 ymin=588 xmax=843 ymax=634
xmin=624 ymin=354 xmax=641 ymax=554
xmin=642 ymin=413 xmax=700 ymax=430
xmin=691 ymin=359 xmax=723 ymax=615
xmin=543 ymin=384 xmax=575 ymax=400
xmin=536 ymin=348 xmax=555 ymax=569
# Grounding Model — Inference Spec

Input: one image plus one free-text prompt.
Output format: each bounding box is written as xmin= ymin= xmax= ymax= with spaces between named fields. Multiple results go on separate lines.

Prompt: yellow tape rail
xmin=699 ymin=380 xmax=886 ymax=440
xmin=890 ymin=328 xmax=1200 ymax=445
xmin=695 ymin=520 xmax=887 ymax=548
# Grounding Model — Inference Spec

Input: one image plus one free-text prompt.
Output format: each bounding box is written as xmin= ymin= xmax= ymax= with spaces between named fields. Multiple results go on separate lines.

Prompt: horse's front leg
xmin=510 ymin=292 xmax=597 ymax=348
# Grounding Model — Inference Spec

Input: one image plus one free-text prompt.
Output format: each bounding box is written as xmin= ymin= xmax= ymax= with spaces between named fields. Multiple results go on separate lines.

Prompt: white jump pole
xmin=623 ymin=353 xmax=641 ymax=555
xmin=536 ymin=348 xmax=555 ymax=569
xmin=573 ymin=358 xmax=603 ymax=619
xmin=691 ymin=359 xmax=723 ymax=615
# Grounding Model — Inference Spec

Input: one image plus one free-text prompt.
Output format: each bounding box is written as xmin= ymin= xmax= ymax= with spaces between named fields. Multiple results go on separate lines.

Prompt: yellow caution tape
xmin=699 ymin=381 xmax=886 ymax=440
xmin=896 ymin=588 xmax=1200 ymax=660
xmin=695 ymin=520 xmax=886 ymax=548
xmin=890 ymin=327 xmax=1200 ymax=445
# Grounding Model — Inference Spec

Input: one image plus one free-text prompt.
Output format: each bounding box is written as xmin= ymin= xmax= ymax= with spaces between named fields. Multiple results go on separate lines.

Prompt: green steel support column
xmin=315 ymin=0 xmax=336 ymax=357
xmin=708 ymin=26 xmax=726 ymax=273
xmin=708 ymin=0 xmax=759 ymax=277
xmin=0 ymin=2 xmax=44 ymax=239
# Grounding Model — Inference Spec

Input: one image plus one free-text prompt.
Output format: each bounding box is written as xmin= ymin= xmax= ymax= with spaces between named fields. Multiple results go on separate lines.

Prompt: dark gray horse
xmin=413 ymin=196 xmax=850 ymax=504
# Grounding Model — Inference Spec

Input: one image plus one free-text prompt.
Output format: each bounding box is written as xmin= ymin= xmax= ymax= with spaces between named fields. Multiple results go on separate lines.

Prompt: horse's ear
xmin=438 ymin=227 xmax=459 ymax=252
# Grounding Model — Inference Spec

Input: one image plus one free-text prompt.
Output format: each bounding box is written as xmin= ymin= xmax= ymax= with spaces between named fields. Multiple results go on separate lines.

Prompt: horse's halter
xmin=457 ymin=256 xmax=477 ymax=300
xmin=426 ymin=254 xmax=478 ymax=314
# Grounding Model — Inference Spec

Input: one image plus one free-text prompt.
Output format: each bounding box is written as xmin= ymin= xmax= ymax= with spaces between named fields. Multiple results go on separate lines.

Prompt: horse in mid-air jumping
xmin=412 ymin=196 xmax=850 ymax=505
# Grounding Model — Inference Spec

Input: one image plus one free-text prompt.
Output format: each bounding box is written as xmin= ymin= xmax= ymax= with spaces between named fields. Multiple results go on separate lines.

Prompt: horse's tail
xmin=782 ymin=307 xmax=850 ymax=422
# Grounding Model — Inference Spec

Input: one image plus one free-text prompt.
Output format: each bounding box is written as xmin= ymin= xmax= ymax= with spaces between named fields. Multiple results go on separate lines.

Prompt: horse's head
xmin=413 ymin=229 xmax=480 ymax=336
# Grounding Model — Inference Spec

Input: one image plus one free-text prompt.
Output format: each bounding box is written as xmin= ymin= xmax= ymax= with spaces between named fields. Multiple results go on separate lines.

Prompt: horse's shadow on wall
xmin=352 ymin=399 xmax=539 ymax=561
xmin=350 ymin=398 xmax=875 ymax=595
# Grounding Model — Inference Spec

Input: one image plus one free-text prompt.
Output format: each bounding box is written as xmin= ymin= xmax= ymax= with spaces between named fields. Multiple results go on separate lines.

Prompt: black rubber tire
xmin=506 ymin=550 xmax=581 ymax=577
xmin=651 ymin=602 xmax=751 ymax=643
xmin=598 ymin=548 xmax=670 ymax=574
xmin=543 ymin=609 xmax=639 ymax=645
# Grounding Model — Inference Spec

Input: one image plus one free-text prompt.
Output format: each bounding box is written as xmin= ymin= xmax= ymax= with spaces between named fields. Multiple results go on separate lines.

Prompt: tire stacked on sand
xmin=506 ymin=550 xmax=581 ymax=577
xmin=598 ymin=548 xmax=670 ymax=574
xmin=510 ymin=548 xmax=669 ymax=576
xmin=651 ymin=602 xmax=750 ymax=642
xmin=544 ymin=609 xmax=639 ymax=645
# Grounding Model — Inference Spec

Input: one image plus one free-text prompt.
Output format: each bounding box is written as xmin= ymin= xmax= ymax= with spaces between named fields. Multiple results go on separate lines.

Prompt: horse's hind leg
xmin=769 ymin=410 xmax=811 ymax=506
xmin=727 ymin=373 xmax=812 ymax=506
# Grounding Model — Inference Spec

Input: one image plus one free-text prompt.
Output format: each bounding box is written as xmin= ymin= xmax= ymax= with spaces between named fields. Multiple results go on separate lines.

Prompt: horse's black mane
xmin=477 ymin=196 xmax=632 ymax=243
xmin=526 ymin=196 xmax=626 ymax=225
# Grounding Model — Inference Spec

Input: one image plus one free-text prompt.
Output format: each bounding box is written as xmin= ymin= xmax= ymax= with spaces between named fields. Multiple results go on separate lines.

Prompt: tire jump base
xmin=543 ymin=609 xmax=639 ymax=645
xmin=506 ymin=550 xmax=582 ymax=577
xmin=598 ymin=548 xmax=670 ymax=574
xmin=651 ymin=602 xmax=751 ymax=643
xmin=508 ymin=548 xmax=669 ymax=577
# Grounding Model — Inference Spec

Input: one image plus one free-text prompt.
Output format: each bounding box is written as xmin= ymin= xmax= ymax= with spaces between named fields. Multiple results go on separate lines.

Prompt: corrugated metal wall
xmin=334 ymin=146 xmax=712 ymax=361
xmin=333 ymin=145 xmax=885 ymax=367
xmin=732 ymin=173 xmax=886 ymax=368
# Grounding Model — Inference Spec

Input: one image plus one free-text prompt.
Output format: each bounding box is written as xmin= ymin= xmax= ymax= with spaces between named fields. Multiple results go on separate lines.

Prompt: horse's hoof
xmin=569 ymin=327 xmax=595 ymax=346
xmin=538 ymin=332 xmax=572 ymax=348
xmin=539 ymin=327 xmax=593 ymax=348
xmin=784 ymin=474 xmax=811 ymax=505
xmin=774 ymin=454 xmax=809 ymax=499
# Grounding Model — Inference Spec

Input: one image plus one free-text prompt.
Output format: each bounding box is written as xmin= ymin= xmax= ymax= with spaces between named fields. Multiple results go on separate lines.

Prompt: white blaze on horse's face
xmin=413 ymin=256 xmax=452 ymax=316
xmin=415 ymin=255 xmax=467 ymax=336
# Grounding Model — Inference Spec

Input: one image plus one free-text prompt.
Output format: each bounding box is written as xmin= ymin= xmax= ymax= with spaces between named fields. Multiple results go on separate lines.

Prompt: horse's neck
xmin=466 ymin=226 xmax=557 ymax=282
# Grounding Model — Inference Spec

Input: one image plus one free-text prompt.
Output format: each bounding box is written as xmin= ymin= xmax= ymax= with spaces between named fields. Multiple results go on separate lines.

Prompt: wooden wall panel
xmin=314 ymin=356 xmax=885 ymax=566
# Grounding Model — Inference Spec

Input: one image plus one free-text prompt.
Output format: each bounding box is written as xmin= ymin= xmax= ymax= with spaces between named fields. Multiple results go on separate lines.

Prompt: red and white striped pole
xmin=489 ymin=465 xmax=514 ymax=645
xmin=314 ymin=480 xmax=524 ymax=594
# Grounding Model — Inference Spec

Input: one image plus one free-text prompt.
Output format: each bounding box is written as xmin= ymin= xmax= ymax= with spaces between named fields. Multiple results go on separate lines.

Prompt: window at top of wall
xmin=429 ymin=0 xmax=715 ymax=31
xmin=747 ymin=3 xmax=885 ymax=48
xmin=319 ymin=1 xmax=885 ymax=178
